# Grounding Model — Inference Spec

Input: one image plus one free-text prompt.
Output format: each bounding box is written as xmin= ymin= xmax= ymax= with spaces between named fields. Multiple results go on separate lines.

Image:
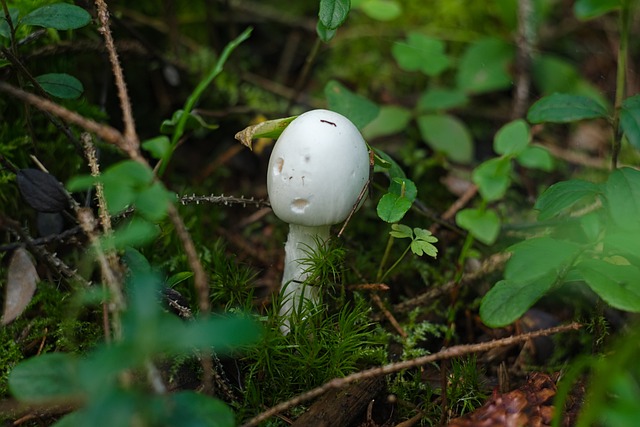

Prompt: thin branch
xmin=240 ymin=322 xmax=582 ymax=427
xmin=94 ymin=0 xmax=139 ymax=148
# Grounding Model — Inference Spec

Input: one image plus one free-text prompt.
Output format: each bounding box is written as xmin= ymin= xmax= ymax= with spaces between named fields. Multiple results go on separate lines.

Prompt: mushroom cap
xmin=267 ymin=109 xmax=370 ymax=227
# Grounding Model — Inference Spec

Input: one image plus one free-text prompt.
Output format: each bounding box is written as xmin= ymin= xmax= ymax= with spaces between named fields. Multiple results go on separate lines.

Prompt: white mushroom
xmin=267 ymin=109 xmax=370 ymax=334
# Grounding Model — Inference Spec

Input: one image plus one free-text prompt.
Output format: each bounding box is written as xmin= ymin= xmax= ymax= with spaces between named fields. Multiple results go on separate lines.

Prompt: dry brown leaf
xmin=2 ymin=247 xmax=39 ymax=325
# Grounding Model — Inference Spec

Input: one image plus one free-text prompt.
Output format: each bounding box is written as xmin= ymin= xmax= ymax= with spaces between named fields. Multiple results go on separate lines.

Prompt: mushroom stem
xmin=279 ymin=223 xmax=330 ymax=334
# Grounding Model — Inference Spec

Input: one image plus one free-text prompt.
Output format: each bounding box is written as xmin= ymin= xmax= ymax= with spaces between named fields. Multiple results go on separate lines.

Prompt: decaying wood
xmin=291 ymin=377 xmax=385 ymax=427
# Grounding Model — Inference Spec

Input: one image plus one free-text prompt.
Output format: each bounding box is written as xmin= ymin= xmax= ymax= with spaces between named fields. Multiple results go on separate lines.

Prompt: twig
xmin=240 ymin=322 xmax=582 ymax=427
xmin=179 ymin=194 xmax=270 ymax=208
xmin=94 ymin=0 xmax=139 ymax=148
xmin=371 ymin=292 xmax=406 ymax=338
xmin=511 ymin=0 xmax=535 ymax=119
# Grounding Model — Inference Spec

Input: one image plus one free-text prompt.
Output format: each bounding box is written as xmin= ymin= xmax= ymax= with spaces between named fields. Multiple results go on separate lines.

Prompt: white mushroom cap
xmin=267 ymin=109 xmax=370 ymax=227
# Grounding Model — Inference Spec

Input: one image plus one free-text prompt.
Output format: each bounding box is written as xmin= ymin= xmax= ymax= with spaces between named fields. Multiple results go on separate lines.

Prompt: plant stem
xmin=611 ymin=0 xmax=630 ymax=169
xmin=380 ymin=245 xmax=411 ymax=283
xmin=376 ymin=234 xmax=395 ymax=282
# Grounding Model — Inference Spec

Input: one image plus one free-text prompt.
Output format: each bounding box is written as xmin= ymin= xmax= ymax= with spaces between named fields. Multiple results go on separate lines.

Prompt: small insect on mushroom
xmin=267 ymin=109 xmax=370 ymax=334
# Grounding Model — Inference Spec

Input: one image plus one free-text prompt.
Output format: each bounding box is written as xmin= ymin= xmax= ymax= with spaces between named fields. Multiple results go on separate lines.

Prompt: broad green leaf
xmin=532 ymin=55 xmax=609 ymax=108
xmin=142 ymin=136 xmax=171 ymax=160
xmin=135 ymin=182 xmax=175 ymax=221
xmin=66 ymin=175 xmax=97 ymax=192
xmin=362 ymin=106 xmax=412 ymax=139
xmin=319 ymin=0 xmax=351 ymax=29
xmin=234 ymin=116 xmax=297 ymax=149
xmin=9 ymin=353 xmax=83 ymax=402
xmin=480 ymin=273 xmax=555 ymax=327
xmin=417 ymin=114 xmax=473 ymax=163
xmin=104 ymin=160 xmax=154 ymax=186
xmin=53 ymin=389 xmax=141 ymax=427
xmin=389 ymin=177 xmax=417 ymax=202
xmin=316 ymin=20 xmax=337 ymax=42
xmin=376 ymin=193 xmax=412 ymax=223
xmin=35 ymin=73 xmax=83 ymax=99
xmin=167 ymin=392 xmax=235 ymax=427
xmin=620 ymin=95 xmax=640 ymax=150
xmin=456 ymin=208 xmax=500 ymax=245
xmin=494 ymin=119 xmax=530 ymax=156
xmin=357 ymin=0 xmax=402 ymax=21
xmin=389 ymin=223 xmax=412 ymax=239
xmin=604 ymin=167 xmax=640 ymax=230
xmin=417 ymin=88 xmax=468 ymax=112
xmin=577 ymin=259 xmax=640 ymax=312
xmin=604 ymin=230 xmax=640 ymax=262
xmin=527 ymin=93 xmax=609 ymax=123
xmin=160 ymin=110 xmax=219 ymax=135
xmin=21 ymin=4 xmax=91 ymax=30
xmin=324 ymin=80 xmax=379 ymax=129
xmin=472 ymin=157 xmax=511 ymax=202
xmin=534 ymin=179 xmax=600 ymax=220
xmin=516 ymin=145 xmax=554 ymax=171
xmin=107 ymin=218 xmax=160 ymax=249
xmin=172 ymin=315 xmax=261 ymax=354
xmin=504 ymin=236 xmax=581 ymax=283
xmin=574 ymin=0 xmax=620 ymax=20
xmin=456 ymin=38 xmax=514 ymax=94
xmin=392 ymin=33 xmax=450 ymax=77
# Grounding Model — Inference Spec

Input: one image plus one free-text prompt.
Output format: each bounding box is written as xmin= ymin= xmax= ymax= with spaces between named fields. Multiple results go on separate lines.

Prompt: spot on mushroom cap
xmin=267 ymin=109 xmax=370 ymax=226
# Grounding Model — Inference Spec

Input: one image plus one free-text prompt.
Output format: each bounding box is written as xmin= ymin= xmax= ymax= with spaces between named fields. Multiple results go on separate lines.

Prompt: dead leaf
xmin=234 ymin=115 xmax=297 ymax=150
xmin=2 ymin=248 xmax=39 ymax=325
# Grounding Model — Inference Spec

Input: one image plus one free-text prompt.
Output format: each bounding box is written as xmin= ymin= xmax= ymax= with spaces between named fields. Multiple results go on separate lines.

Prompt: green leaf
xmin=9 ymin=353 xmax=82 ymax=402
xmin=389 ymin=177 xmax=417 ymax=202
xmin=604 ymin=230 xmax=640 ymax=262
xmin=234 ymin=116 xmax=297 ymax=149
xmin=316 ymin=20 xmax=337 ymax=42
xmin=0 ymin=8 xmax=19 ymax=39
xmin=577 ymin=259 xmax=640 ymax=312
xmin=362 ymin=106 xmax=412 ymax=139
xmin=167 ymin=392 xmax=235 ymax=427
xmin=527 ymin=93 xmax=609 ymax=123
xmin=620 ymin=95 xmax=640 ymax=150
xmin=160 ymin=110 xmax=219 ymax=135
xmin=456 ymin=208 xmax=500 ymax=245
xmin=494 ymin=119 xmax=530 ymax=156
xmin=480 ymin=273 xmax=555 ymax=327
xmin=135 ymin=182 xmax=175 ymax=221
xmin=456 ymin=38 xmax=514 ymax=94
xmin=504 ymin=236 xmax=582 ymax=283
xmin=372 ymin=148 xmax=406 ymax=179
xmin=389 ymin=223 xmax=413 ymax=239
xmin=411 ymin=228 xmax=438 ymax=257
xmin=535 ymin=179 xmax=600 ymax=220
xmin=604 ymin=167 xmax=640 ymax=230
xmin=391 ymin=33 xmax=450 ymax=77
xmin=417 ymin=88 xmax=468 ymax=112
xmin=107 ymin=218 xmax=160 ymax=249
xmin=318 ymin=0 xmax=351 ymax=29
xmin=532 ymin=55 xmax=609 ymax=108
xmin=574 ymin=0 xmax=620 ymax=20
xmin=324 ymin=80 xmax=380 ymax=129
xmin=516 ymin=145 xmax=554 ymax=171
xmin=472 ymin=157 xmax=512 ymax=202
xmin=417 ymin=114 xmax=473 ymax=163
xmin=357 ymin=0 xmax=402 ymax=21
xmin=377 ymin=193 xmax=412 ymax=223
xmin=166 ymin=272 xmax=194 ymax=288
xmin=21 ymin=4 xmax=91 ymax=30
xmin=34 ymin=73 xmax=83 ymax=99
xmin=66 ymin=175 xmax=97 ymax=192
xmin=142 ymin=136 xmax=171 ymax=160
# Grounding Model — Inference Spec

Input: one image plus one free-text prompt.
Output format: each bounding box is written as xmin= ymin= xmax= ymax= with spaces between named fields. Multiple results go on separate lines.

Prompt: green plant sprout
xmin=377 ymin=224 xmax=438 ymax=283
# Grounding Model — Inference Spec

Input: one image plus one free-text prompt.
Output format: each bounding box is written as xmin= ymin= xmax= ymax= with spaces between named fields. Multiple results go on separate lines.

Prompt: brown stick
xmin=240 ymin=323 xmax=582 ymax=427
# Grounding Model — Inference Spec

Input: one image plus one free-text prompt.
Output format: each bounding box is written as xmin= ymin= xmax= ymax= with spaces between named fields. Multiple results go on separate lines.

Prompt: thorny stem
xmin=611 ymin=0 xmax=630 ymax=169
xmin=240 ymin=323 xmax=582 ymax=427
